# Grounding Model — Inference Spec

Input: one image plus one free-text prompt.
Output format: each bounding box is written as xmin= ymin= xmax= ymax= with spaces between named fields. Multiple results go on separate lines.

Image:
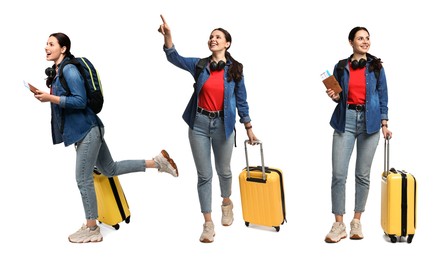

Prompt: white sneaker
xmin=221 ymin=202 xmax=234 ymax=226
xmin=350 ymin=219 xmax=364 ymax=240
xmin=153 ymin=150 xmax=178 ymax=177
xmin=68 ymin=224 xmax=103 ymax=243
xmin=325 ymin=222 xmax=347 ymax=243
xmin=199 ymin=221 xmax=215 ymax=243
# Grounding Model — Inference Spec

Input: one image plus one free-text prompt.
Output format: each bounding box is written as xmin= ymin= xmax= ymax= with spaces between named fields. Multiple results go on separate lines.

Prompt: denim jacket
xmin=163 ymin=45 xmax=251 ymax=139
xmin=330 ymin=55 xmax=389 ymax=134
xmin=50 ymin=57 xmax=103 ymax=146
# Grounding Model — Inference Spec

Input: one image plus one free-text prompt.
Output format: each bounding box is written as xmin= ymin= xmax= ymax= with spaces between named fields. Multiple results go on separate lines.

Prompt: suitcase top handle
xmin=244 ymin=139 xmax=266 ymax=180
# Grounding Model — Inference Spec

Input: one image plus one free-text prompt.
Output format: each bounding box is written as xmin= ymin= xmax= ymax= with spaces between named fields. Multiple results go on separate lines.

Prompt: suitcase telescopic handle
xmin=244 ymin=139 xmax=266 ymax=180
xmin=384 ymin=136 xmax=390 ymax=176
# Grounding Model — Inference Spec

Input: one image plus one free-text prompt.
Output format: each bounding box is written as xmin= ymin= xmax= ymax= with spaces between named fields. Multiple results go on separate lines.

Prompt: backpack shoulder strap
xmin=58 ymin=58 xmax=85 ymax=95
xmin=336 ymin=59 xmax=347 ymax=81
xmin=374 ymin=68 xmax=380 ymax=80
xmin=194 ymin=58 xmax=209 ymax=83
xmin=58 ymin=59 xmax=74 ymax=95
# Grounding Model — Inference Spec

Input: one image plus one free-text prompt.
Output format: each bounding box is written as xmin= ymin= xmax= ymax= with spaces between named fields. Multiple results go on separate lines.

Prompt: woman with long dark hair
xmin=35 ymin=32 xmax=179 ymax=243
xmin=158 ymin=15 xmax=258 ymax=243
xmin=325 ymin=26 xmax=392 ymax=243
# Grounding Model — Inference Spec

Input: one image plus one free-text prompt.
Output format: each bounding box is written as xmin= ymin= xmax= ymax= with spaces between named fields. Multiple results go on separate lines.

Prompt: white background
xmin=1 ymin=0 xmax=445 ymax=259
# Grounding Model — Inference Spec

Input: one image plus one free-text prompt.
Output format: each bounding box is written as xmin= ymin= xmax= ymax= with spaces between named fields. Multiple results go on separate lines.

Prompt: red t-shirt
xmin=198 ymin=69 xmax=225 ymax=111
xmin=347 ymin=65 xmax=366 ymax=105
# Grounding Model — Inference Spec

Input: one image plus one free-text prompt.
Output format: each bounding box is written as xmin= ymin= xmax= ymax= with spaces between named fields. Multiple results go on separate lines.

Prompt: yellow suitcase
xmin=93 ymin=169 xmax=131 ymax=230
xmin=381 ymin=138 xmax=417 ymax=243
xmin=239 ymin=140 xmax=286 ymax=231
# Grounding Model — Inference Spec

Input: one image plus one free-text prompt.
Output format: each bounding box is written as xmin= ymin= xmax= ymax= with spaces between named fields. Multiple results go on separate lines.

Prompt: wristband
xmin=245 ymin=125 xmax=252 ymax=130
xmin=381 ymin=124 xmax=388 ymax=128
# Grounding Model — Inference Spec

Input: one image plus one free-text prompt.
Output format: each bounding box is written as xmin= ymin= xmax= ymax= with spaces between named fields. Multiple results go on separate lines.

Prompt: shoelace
xmin=204 ymin=224 xmax=213 ymax=232
xmin=351 ymin=223 xmax=360 ymax=229
xmin=331 ymin=224 xmax=344 ymax=232
xmin=158 ymin=160 xmax=170 ymax=172
xmin=222 ymin=206 xmax=231 ymax=216
xmin=160 ymin=158 xmax=176 ymax=172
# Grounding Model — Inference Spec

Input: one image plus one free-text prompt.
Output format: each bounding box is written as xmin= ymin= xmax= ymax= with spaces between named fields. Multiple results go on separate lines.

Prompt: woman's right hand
xmin=158 ymin=14 xmax=170 ymax=35
xmin=158 ymin=14 xmax=173 ymax=48
xmin=34 ymin=89 xmax=60 ymax=104
xmin=326 ymin=89 xmax=340 ymax=101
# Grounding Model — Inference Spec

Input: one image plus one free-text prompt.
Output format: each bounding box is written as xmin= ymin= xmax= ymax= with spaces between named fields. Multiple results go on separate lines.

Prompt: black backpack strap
xmin=58 ymin=58 xmax=83 ymax=96
xmin=57 ymin=59 xmax=77 ymax=134
xmin=58 ymin=61 xmax=70 ymax=95
xmin=374 ymin=68 xmax=380 ymax=80
xmin=194 ymin=58 xmax=209 ymax=83
xmin=336 ymin=59 xmax=347 ymax=81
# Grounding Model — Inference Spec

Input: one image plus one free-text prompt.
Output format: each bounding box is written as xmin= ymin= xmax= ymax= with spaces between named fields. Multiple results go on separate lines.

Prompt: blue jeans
xmin=331 ymin=109 xmax=380 ymax=215
xmin=75 ymin=126 xmax=146 ymax=220
xmin=189 ymin=113 xmax=235 ymax=213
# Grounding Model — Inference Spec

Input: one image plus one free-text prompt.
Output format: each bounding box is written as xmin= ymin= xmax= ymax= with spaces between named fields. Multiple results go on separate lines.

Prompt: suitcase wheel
xmin=113 ymin=224 xmax=120 ymax=230
xmin=388 ymin=235 xmax=397 ymax=243
xmin=244 ymin=221 xmax=281 ymax=232
xmin=407 ymin=234 xmax=414 ymax=243
xmin=125 ymin=216 xmax=131 ymax=224
xmin=387 ymin=234 xmax=414 ymax=243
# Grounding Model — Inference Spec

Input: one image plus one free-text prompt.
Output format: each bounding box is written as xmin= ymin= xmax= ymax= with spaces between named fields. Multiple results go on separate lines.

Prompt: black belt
xmin=348 ymin=104 xmax=365 ymax=112
xmin=197 ymin=107 xmax=224 ymax=118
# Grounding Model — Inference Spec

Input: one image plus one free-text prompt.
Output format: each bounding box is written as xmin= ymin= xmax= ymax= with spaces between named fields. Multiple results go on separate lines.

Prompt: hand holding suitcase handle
xmin=244 ymin=139 xmax=266 ymax=180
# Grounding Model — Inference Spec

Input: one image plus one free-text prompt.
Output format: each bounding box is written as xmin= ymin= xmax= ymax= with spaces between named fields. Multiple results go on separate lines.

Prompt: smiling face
xmin=45 ymin=36 xmax=66 ymax=64
xmin=208 ymin=30 xmax=230 ymax=53
xmin=350 ymin=29 xmax=370 ymax=56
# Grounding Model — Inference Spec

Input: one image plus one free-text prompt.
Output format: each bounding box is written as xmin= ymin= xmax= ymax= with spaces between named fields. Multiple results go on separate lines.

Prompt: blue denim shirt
xmin=163 ymin=45 xmax=251 ymax=139
xmin=330 ymin=56 xmax=389 ymax=134
xmin=50 ymin=57 xmax=103 ymax=146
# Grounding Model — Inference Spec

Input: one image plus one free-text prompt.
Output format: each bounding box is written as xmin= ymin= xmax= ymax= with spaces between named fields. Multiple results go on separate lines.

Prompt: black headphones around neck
xmin=350 ymin=58 xmax=367 ymax=70
xmin=45 ymin=67 xmax=56 ymax=78
xmin=210 ymin=60 xmax=225 ymax=71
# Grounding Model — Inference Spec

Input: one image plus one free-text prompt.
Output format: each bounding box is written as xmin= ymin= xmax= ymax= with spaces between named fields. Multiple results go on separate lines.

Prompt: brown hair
xmin=45 ymin=32 xmax=74 ymax=87
xmin=212 ymin=28 xmax=243 ymax=83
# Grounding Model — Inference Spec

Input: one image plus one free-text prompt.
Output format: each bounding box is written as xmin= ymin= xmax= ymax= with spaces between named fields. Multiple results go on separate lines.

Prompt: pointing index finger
xmin=160 ymin=14 xmax=166 ymax=24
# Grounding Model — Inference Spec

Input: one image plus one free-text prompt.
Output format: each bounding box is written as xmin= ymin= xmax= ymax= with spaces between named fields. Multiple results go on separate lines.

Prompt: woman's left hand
xmin=382 ymin=127 xmax=392 ymax=139
xmin=246 ymin=128 xmax=258 ymax=145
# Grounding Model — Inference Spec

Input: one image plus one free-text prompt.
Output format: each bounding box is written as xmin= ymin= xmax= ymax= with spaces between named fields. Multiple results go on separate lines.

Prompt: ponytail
xmin=226 ymin=51 xmax=243 ymax=83
xmin=367 ymin=53 xmax=383 ymax=72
